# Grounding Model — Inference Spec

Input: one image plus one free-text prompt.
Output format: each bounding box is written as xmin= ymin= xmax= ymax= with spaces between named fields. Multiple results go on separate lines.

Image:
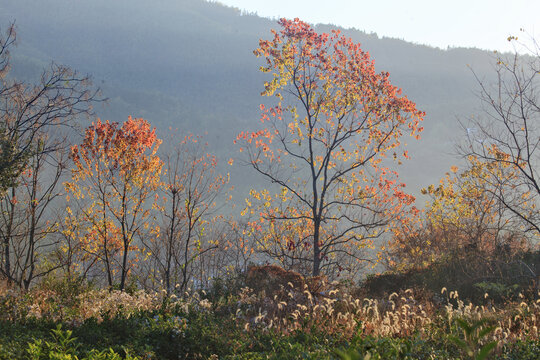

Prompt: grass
xmin=0 ymin=272 xmax=539 ymax=359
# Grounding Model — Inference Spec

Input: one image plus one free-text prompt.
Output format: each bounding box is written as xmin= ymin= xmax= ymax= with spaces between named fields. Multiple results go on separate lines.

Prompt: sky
xmin=215 ymin=0 xmax=540 ymax=53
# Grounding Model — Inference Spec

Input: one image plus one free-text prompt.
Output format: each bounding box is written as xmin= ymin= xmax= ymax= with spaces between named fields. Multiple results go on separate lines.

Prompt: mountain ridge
xmin=0 ymin=0 xmax=500 ymax=201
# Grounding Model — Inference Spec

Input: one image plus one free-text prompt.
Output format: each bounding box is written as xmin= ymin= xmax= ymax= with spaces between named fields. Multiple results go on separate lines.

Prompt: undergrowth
xmin=0 ymin=274 xmax=538 ymax=359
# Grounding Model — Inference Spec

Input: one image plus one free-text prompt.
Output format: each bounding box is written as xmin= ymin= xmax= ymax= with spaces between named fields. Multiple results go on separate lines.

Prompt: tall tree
xmin=65 ymin=117 xmax=162 ymax=290
xmin=237 ymin=19 xmax=424 ymax=276
xmin=460 ymin=35 xmax=540 ymax=236
xmin=0 ymin=22 xmax=98 ymax=286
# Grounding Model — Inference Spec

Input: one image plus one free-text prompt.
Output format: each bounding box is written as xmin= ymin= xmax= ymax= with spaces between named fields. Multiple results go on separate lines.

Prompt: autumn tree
xmin=387 ymin=161 xmax=530 ymax=271
xmin=460 ymin=35 xmax=540 ymax=236
xmin=65 ymin=117 xmax=162 ymax=290
xmin=245 ymin=195 xmax=316 ymax=276
xmin=56 ymin=205 xmax=92 ymax=281
xmin=236 ymin=19 xmax=424 ymax=277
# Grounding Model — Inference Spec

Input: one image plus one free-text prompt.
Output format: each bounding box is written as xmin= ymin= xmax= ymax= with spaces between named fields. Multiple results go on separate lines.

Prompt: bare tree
xmin=0 ymin=22 xmax=99 ymax=287
xmin=0 ymin=139 xmax=68 ymax=288
xmin=143 ymin=135 xmax=227 ymax=294
xmin=460 ymin=36 xmax=540 ymax=236
xmin=191 ymin=216 xmax=259 ymax=289
xmin=0 ymin=22 xmax=99 ymax=194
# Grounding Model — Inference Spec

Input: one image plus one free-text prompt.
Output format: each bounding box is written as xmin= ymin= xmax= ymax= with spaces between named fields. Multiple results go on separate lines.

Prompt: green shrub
xmin=25 ymin=325 xmax=140 ymax=360
xmin=501 ymin=340 xmax=540 ymax=360
xmin=473 ymin=282 xmax=520 ymax=301
xmin=448 ymin=318 xmax=497 ymax=360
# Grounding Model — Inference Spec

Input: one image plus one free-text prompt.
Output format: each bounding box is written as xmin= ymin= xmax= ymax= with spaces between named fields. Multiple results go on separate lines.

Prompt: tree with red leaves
xmin=65 ymin=117 xmax=162 ymax=290
xmin=236 ymin=19 xmax=424 ymax=277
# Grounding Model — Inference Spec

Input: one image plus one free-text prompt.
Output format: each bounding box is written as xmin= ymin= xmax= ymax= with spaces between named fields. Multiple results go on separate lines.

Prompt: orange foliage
xmin=387 ymin=159 xmax=531 ymax=270
xmin=237 ymin=18 xmax=424 ymax=276
xmin=64 ymin=117 xmax=163 ymax=289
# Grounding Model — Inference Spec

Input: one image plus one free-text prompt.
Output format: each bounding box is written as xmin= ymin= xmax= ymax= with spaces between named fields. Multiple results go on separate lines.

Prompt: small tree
xmin=65 ymin=117 xmax=162 ymax=290
xmin=237 ymin=18 xmax=424 ymax=276
xmin=387 ymin=162 xmax=529 ymax=271
xmin=0 ymin=139 xmax=69 ymax=289
xmin=143 ymin=134 xmax=227 ymax=294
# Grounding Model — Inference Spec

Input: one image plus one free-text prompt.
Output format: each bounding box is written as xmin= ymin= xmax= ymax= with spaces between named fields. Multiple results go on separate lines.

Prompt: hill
xmin=0 ymin=0 xmax=499 ymax=202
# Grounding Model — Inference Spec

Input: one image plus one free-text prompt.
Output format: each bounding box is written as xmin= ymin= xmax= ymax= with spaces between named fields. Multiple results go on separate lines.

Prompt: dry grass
xmin=0 ymin=278 xmax=538 ymax=350
xmin=234 ymin=281 xmax=540 ymax=347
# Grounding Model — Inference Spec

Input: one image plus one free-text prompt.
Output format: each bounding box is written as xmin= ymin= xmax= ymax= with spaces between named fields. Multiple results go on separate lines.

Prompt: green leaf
xmin=449 ymin=335 xmax=468 ymax=351
xmin=456 ymin=318 xmax=472 ymax=334
xmin=476 ymin=341 xmax=497 ymax=360
xmin=477 ymin=325 xmax=495 ymax=339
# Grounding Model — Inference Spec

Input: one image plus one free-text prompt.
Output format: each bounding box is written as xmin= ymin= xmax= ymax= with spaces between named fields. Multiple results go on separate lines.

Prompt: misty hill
xmin=0 ymin=0 xmax=499 ymax=203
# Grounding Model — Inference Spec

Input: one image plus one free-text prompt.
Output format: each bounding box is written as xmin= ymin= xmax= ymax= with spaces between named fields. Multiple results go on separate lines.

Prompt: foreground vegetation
xmin=1 ymin=265 xmax=539 ymax=360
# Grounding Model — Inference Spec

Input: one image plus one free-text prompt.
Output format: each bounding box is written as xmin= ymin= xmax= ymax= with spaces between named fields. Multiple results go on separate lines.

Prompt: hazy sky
xmin=216 ymin=0 xmax=539 ymax=53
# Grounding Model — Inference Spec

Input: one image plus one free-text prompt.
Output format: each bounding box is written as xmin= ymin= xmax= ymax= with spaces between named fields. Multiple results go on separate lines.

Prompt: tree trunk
xmin=120 ymin=240 xmax=129 ymax=291
xmin=165 ymin=190 xmax=177 ymax=295
xmin=2 ymin=187 xmax=16 ymax=286
xmin=312 ymin=218 xmax=321 ymax=276
xmin=102 ymin=197 xmax=113 ymax=288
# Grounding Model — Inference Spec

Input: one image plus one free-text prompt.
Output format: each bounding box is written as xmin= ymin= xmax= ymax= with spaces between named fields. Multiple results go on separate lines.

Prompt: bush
xmin=360 ymin=250 xmax=540 ymax=303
